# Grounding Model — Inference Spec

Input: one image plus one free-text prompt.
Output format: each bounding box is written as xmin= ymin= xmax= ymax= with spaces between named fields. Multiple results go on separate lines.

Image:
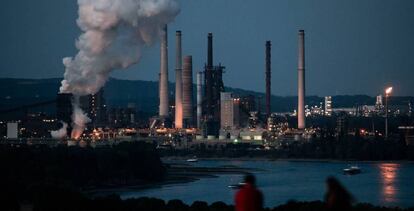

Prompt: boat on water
xmin=186 ymin=157 xmax=198 ymax=162
xmin=343 ymin=166 xmax=361 ymax=175
xmin=228 ymin=182 xmax=246 ymax=189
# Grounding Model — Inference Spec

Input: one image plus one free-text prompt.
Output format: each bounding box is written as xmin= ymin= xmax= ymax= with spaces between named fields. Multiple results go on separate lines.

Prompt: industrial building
xmin=220 ymin=92 xmax=240 ymax=129
xmin=6 ymin=122 xmax=18 ymax=139
xmin=107 ymin=106 xmax=137 ymax=128
xmin=49 ymin=28 xmax=314 ymax=142
xmin=2 ymin=25 xmax=411 ymax=151
xmin=56 ymin=93 xmax=73 ymax=124
xmin=79 ymin=89 xmax=107 ymax=126
xmin=202 ymin=33 xmax=225 ymax=137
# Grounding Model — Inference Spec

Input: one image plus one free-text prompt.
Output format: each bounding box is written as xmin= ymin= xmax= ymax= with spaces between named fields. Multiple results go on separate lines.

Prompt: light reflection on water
xmin=104 ymin=161 xmax=414 ymax=208
xmin=379 ymin=163 xmax=399 ymax=203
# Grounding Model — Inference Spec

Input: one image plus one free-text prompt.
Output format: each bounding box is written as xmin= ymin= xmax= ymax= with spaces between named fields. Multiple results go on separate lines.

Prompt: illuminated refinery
xmin=2 ymin=28 xmax=413 ymax=149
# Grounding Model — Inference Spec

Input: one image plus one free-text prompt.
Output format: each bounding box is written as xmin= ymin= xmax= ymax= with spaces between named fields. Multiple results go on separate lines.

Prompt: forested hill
xmin=0 ymin=78 xmax=412 ymax=114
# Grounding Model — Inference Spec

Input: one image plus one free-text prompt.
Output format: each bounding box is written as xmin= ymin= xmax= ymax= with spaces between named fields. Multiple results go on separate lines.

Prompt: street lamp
xmin=385 ymin=87 xmax=393 ymax=139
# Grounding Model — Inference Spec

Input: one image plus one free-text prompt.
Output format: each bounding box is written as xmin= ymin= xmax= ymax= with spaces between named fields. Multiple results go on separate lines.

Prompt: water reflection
xmin=379 ymin=163 xmax=399 ymax=203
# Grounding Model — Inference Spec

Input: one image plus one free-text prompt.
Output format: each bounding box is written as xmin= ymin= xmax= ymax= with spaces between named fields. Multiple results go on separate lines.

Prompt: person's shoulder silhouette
xmin=325 ymin=176 xmax=354 ymax=211
xmin=235 ymin=174 xmax=263 ymax=211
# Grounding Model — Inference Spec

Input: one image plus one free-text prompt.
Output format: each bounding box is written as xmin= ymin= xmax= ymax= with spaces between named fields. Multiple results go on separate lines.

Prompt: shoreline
xmin=87 ymin=158 xmax=414 ymax=196
xmin=85 ymin=163 xmax=253 ymax=197
xmin=85 ymin=159 xmax=414 ymax=208
xmin=162 ymin=156 xmax=414 ymax=164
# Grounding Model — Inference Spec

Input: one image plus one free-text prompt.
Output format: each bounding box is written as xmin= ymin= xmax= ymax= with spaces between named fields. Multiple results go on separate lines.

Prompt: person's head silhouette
xmin=244 ymin=174 xmax=256 ymax=186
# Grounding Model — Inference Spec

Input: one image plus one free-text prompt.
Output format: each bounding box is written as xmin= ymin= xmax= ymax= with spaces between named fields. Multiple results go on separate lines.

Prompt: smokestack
xmin=205 ymin=33 xmax=213 ymax=116
xmin=297 ymin=30 xmax=306 ymax=129
xmin=159 ymin=24 xmax=169 ymax=117
xmin=265 ymin=41 xmax=271 ymax=117
xmin=175 ymin=30 xmax=183 ymax=128
xmin=207 ymin=33 xmax=213 ymax=68
xmin=197 ymin=71 xmax=203 ymax=128
xmin=182 ymin=56 xmax=193 ymax=127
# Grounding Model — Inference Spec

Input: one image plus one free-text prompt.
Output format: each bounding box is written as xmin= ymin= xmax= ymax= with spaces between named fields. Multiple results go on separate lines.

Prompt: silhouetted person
xmin=235 ymin=174 xmax=263 ymax=211
xmin=325 ymin=176 xmax=353 ymax=211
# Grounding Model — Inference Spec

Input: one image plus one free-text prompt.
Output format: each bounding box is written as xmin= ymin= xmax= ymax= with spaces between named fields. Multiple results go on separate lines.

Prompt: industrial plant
xmin=2 ymin=26 xmax=414 ymax=149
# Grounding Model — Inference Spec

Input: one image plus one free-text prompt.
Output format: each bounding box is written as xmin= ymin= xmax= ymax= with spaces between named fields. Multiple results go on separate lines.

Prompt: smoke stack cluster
xmin=159 ymin=25 xmax=169 ymax=118
xmin=182 ymin=56 xmax=193 ymax=127
xmin=265 ymin=41 xmax=271 ymax=117
xmin=297 ymin=30 xmax=306 ymax=129
xmin=175 ymin=31 xmax=183 ymax=128
xmin=171 ymin=30 xmax=195 ymax=129
xmin=54 ymin=0 xmax=179 ymax=138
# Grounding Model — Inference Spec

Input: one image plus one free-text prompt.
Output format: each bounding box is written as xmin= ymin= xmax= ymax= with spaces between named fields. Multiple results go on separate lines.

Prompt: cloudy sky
xmin=1 ymin=0 xmax=413 ymax=96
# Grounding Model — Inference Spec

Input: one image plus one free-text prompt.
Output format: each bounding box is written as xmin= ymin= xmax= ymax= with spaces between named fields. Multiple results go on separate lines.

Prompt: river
xmin=112 ymin=160 xmax=414 ymax=208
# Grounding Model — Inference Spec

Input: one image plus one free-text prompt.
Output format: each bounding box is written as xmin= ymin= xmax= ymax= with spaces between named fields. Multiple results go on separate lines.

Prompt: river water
xmin=116 ymin=160 xmax=414 ymax=208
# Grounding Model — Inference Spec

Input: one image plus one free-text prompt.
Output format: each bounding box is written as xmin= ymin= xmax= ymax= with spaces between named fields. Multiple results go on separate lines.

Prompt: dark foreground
xmin=1 ymin=142 xmax=413 ymax=210
xmin=3 ymin=190 xmax=414 ymax=211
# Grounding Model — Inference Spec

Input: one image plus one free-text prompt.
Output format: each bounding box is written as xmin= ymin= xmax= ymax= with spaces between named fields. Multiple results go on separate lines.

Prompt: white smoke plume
xmin=71 ymin=96 xmax=91 ymax=139
xmin=58 ymin=0 xmax=180 ymax=138
xmin=51 ymin=121 xmax=68 ymax=139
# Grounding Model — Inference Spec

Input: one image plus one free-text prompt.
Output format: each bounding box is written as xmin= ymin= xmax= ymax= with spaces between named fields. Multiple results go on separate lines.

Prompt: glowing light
xmin=385 ymin=87 xmax=393 ymax=95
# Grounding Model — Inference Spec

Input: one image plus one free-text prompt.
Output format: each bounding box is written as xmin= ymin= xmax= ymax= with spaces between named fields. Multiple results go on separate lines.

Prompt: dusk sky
xmin=1 ymin=0 xmax=414 ymax=96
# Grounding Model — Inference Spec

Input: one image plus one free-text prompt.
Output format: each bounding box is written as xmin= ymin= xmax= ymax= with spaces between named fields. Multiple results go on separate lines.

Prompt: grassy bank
xmin=13 ymin=193 xmax=413 ymax=211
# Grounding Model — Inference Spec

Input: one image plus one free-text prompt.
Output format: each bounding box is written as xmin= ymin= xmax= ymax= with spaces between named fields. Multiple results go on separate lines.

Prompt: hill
xmin=0 ymin=78 xmax=412 ymax=114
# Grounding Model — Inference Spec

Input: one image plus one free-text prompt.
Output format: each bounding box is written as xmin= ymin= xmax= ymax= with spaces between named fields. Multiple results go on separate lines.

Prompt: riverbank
xmin=162 ymin=156 xmax=414 ymax=163
xmin=86 ymin=162 xmax=254 ymax=196
xmin=88 ymin=158 xmax=414 ymax=201
xmin=106 ymin=160 xmax=414 ymax=208
xmin=159 ymin=137 xmax=414 ymax=161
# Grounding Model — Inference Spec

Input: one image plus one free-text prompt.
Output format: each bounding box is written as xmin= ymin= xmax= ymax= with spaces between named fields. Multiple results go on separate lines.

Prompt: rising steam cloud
xmin=57 ymin=0 xmax=180 ymax=139
xmin=70 ymin=96 xmax=92 ymax=139
xmin=51 ymin=121 xmax=68 ymax=139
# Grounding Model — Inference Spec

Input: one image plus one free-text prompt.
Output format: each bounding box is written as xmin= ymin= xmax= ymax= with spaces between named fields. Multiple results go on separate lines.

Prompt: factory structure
xmin=47 ymin=26 xmax=315 ymax=143
xmin=148 ymin=27 xmax=314 ymax=143
xmin=20 ymin=27 xmax=398 ymax=145
xmin=1 ymin=21 xmax=412 ymax=149
xmin=3 ymin=26 xmax=412 ymax=147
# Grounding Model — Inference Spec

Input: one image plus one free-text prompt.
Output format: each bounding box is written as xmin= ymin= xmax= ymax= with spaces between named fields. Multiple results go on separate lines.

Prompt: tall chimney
xmin=207 ymin=33 xmax=213 ymax=68
xmin=205 ymin=33 xmax=213 ymax=116
xmin=182 ymin=56 xmax=193 ymax=127
xmin=297 ymin=30 xmax=306 ymax=129
xmin=265 ymin=41 xmax=271 ymax=117
xmin=174 ymin=31 xmax=183 ymax=128
xmin=197 ymin=71 xmax=203 ymax=128
xmin=159 ymin=24 xmax=169 ymax=117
